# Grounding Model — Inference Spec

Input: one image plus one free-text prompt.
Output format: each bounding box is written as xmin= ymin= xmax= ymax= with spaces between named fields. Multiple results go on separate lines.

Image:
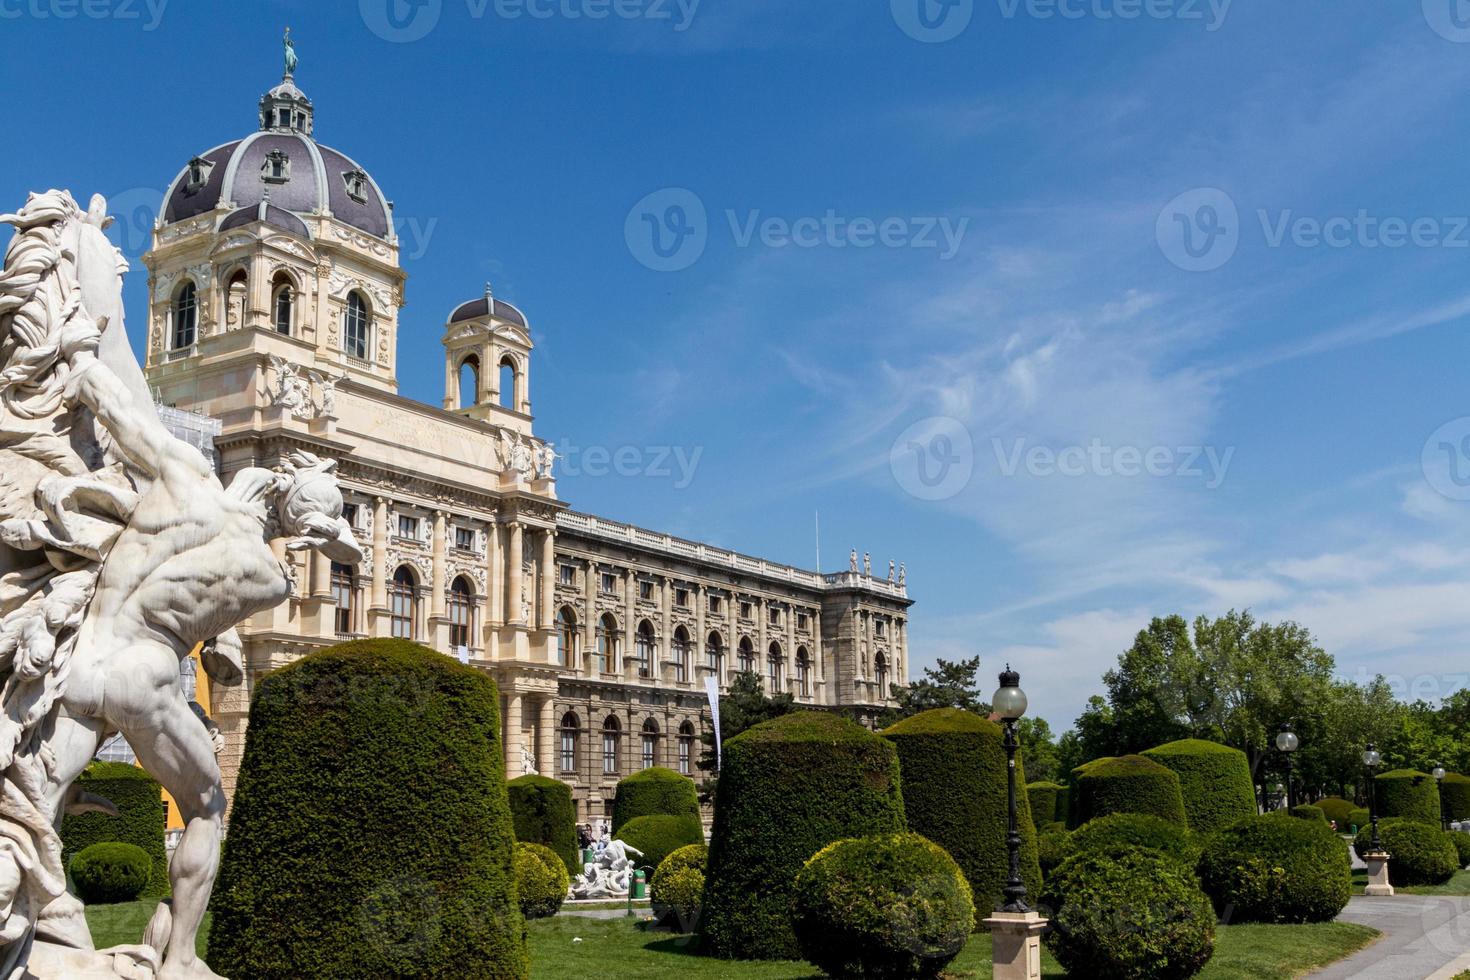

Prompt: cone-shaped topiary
xmin=1442 ymin=773 xmax=1470 ymax=822
xmin=1027 ymin=781 xmax=1065 ymax=828
xmin=1141 ymin=739 xmax=1255 ymax=832
xmin=1066 ymin=757 xmax=1115 ymax=828
xmin=514 ymin=842 xmax=570 ymax=919
xmin=616 ymin=813 xmax=704 ymax=874
xmin=881 ymin=708 xmax=1041 ymax=909
xmin=611 ymin=766 xmax=700 ymax=833
xmin=507 ymin=774 xmax=579 ymax=873
xmin=793 ymin=833 xmax=975 ymax=980
xmin=1198 ymin=814 xmax=1351 ymax=923
xmin=1074 ymin=755 xmax=1188 ymax=827
xmin=699 ymin=711 xmax=906 ymax=960
xmin=1317 ymin=797 xmax=1356 ymax=827
xmin=207 ymin=640 xmax=528 ymax=980
xmin=1376 ymin=769 xmax=1441 ymax=824
xmin=1353 ymin=819 xmax=1459 ymax=885
xmin=70 ymin=842 xmax=152 ymax=905
xmin=61 ymin=762 xmax=170 ymax=899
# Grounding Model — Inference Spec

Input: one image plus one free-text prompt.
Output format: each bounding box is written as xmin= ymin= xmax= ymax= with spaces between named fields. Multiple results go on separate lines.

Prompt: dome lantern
xmin=259 ymin=28 xmax=313 ymax=135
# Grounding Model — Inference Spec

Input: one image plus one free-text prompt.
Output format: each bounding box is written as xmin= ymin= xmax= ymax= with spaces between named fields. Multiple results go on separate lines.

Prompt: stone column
xmin=623 ymin=571 xmax=636 ymax=676
xmin=370 ymin=496 xmax=388 ymax=617
xmin=583 ymin=561 xmax=597 ymax=675
xmin=505 ymin=692 xmax=523 ymax=778
xmin=695 ymin=585 xmax=706 ymax=682
xmin=540 ymin=529 xmax=556 ymax=632
xmin=757 ymin=599 xmax=769 ymax=685
xmin=431 ymin=511 xmax=447 ymax=620
xmin=984 ymin=911 xmax=1047 ymax=980
xmin=507 ymin=522 xmax=524 ymax=625
xmin=657 ymin=576 xmax=671 ymax=679
xmin=1363 ymin=852 xmax=1394 ymax=896
xmin=310 ymin=549 xmax=331 ymax=599
xmin=538 ymin=697 xmax=557 ymax=775
xmin=486 ymin=521 xmax=502 ymax=626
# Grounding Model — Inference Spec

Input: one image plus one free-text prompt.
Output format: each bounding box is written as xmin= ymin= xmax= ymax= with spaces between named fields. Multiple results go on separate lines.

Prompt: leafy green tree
xmin=886 ymin=656 xmax=989 ymax=721
xmin=1016 ymin=717 xmax=1060 ymax=784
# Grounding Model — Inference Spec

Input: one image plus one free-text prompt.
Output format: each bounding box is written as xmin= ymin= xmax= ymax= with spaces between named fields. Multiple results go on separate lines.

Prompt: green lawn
xmin=1352 ymin=868 xmax=1470 ymax=895
xmin=84 ymin=900 xmax=210 ymax=958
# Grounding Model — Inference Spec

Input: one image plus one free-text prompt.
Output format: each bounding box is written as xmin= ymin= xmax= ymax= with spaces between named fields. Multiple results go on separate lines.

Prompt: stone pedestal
xmin=1363 ymin=851 xmax=1394 ymax=896
xmin=984 ymin=910 xmax=1048 ymax=980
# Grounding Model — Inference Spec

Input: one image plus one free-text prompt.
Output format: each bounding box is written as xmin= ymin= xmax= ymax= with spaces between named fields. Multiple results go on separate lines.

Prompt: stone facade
xmin=140 ymin=70 xmax=912 ymax=821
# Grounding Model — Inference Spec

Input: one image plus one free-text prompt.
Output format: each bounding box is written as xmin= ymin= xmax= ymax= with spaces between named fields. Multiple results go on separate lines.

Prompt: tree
xmin=886 ymin=656 xmax=989 ymax=722
xmin=1016 ymin=716 xmax=1060 ymax=784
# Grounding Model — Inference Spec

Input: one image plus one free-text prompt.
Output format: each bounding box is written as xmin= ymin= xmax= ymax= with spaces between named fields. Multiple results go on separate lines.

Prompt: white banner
xmin=705 ymin=676 xmax=723 ymax=771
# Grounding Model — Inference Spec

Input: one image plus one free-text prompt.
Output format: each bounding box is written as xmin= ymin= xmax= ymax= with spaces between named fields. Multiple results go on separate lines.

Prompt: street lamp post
xmin=1432 ymin=763 xmax=1448 ymax=831
xmin=1276 ymin=723 xmax=1299 ymax=809
xmin=993 ymin=665 xmax=1029 ymax=913
xmin=1360 ymin=743 xmax=1394 ymax=896
xmin=1363 ymin=744 xmax=1383 ymax=852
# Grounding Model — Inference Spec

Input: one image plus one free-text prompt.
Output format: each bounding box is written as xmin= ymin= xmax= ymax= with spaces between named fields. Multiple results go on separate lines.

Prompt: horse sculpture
xmin=0 ymin=190 xmax=361 ymax=979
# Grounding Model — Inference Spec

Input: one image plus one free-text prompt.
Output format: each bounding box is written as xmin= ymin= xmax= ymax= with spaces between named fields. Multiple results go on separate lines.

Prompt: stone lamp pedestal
xmin=984 ymin=911 xmax=1048 ymax=980
xmin=1363 ymin=851 xmax=1394 ymax=896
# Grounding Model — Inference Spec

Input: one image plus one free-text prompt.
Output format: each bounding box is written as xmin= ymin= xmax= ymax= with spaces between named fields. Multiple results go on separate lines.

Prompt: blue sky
xmin=6 ymin=0 xmax=1470 ymax=732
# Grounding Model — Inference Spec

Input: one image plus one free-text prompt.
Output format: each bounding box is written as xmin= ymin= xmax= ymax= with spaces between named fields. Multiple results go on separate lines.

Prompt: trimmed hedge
xmin=882 ymin=708 xmax=1041 ymax=909
xmin=1317 ymin=797 xmax=1356 ymax=827
xmin=1068 ymin=813 xmax=1201 ymax=870
xmin=514 ymin=843 xmax=569 ymax=919
xmin=1353 ymin=819 xmax=1458 ymax=886
xmin=1443 ymin=773 xmax=1470 ymax=822
xmin=1066 ymin=757 xmax=1115 ymax=828
xmin=507 ymin=775 xmax=579 ymax=874
xmin=70 ymin=842 xmax=152 ymax=905
xmin=1376 ymin=770 xmax=1441 ymax=824
xmin=1198 ymin=815 xmax=1351 ymax=923
xmin=616 ymin=813 xmax=704 ymax=874
xmin=1027 ymin=781 xmax=1065 ymax=828
xmin=793 ymin=833 xmax=975 ymax=980
xmin=207 ymin=640 xmax=528 ymax=980
xmin=1348 ymin=809 xmax=1371 ymax=832
xmin=1038 ymin=829 xmax=1072 ymax=877
xmin=1074 ymin=755 xmax=1188 ymax=827
xmin=1043 ymin=849 xmax=1215 ymax=980
xmin=1142 ymin=739 xmax=1256 ymax=832
xmin=652 ymin=844 xmax=707 ymax=927
xmin=1449 ymin=831 xmax=1470 ymax=870
xmin=1290 ymin=804 xmax=1327 ymax=823
xmin=61 ymin=761 xmax=169 ymax=899
xmin=611 ymin=766 xmax=701 ymax=833
xmin=699 ymin=711 xmax=906 ymax=960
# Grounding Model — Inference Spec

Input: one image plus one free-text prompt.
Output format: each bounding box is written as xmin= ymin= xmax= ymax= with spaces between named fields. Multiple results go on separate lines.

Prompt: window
xmin=706 ymin=632 xmax=723 ymax=672
xmin=447 ymin=576 xmax=474 ymax=650
xmin=342 ymin=503 xmax=359 ymax=528
xmin=560 ymin=713 xmax=579 ymax=773
xmin=389 ymin=566 xmax=418 ymax=639
xmin=184 ymin=156 xmax=213 ymax=194
xmin=875 ymin=653 xmax=890 ymax=699
xmin=344 ymin=292 xmax=370 ymax=360
xmin=171 ymin=282 xmax=197 ymax=350
xmin=596 ymin=614 xmax=618 ymax=674
xmin=555 ymin=607 xmax=577 ymax=668
xmin=455 ymin=527 xmax=476 ymax=552
xmin=559 ymin=564 xmax=575 ymax=586
xmin=675 ymin=588 xmax=690 ymax=608
xmin=499 ymin=355 xmax=518 ymax=409
xmin=876 ymin=620 xmax=887 ymax=638
xmin=677 ymin=722 xmax=695 ymax=775
xmin=272 ymin=281 xmax=293 ymax=335
xmin=225 ymin=269 xmax=247 ymax=330
xmin=397 ymin=514 xmax=420 ymax=540
xmin=672 ymin=629 xmax=690 ymax=683
xmin=797 ymin=611 xmax=809 ymax=631
xmin=708 ymin=595 xmax=722 ymax=614
xmin=737 ymin=638 xmax=755 ymax=675
xmin=796 ymin=648 xmax=811 ymax=698
xmin=641 ymin=719 xmax=658 ymax=770
xmin=343 ymin=168 xmax=370 ymax=204
xmin=739 ymin=601 xmax=753 ymax=621
xmin=599 ymin=572 xmax=616 ymax=595
xmin=639 ymin=580 xmax=654 ymax=601
xmin=331 ymin=562 xmax=359 ymax=636
xmin=634 ymin=621 xmax=654 ymax=678
xmin=769 ymin=608 xmax=782 ymax=628
xmin=767 ymin=643 xmax=784 ymax=693
xmin=457 ymin=354 xmax=480 ymax=410
xmin=602 ymin=717 xmax=620 ymax=774
xmin=262 ymin=149 xmax=291 ymax=182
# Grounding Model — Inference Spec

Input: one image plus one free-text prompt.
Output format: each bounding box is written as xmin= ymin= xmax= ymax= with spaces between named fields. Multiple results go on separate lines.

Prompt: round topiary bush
xmin=1348 ymin=808 xmax=1370 ymax=832
xmin=1198 ymin=814 xmax=1351 ymax=923
xmin=1027 ymin=781 xmax=1065 ymax=829
xmin=1069 ymin=813 xmax=1201 ymax=870
xmin=1448 ymin=831 xmax=1470 ymax=870
xmin=1376 ymin=770 xmax=1441 ymax=824
xmin=1141 ymin=739 xmax=1256 ymax=832
xmin=1290 ymin=804 xmax=1327 ymax=823
xmin=1042 ymin=848 xmax=1215 ymax=980
xmin=514 ymin=842 xmax=570 ymax=919
xmin=61 ymin=762 xmax=170 ymax=899
xmin=1442 ymin=773 xmax=1470 ymax=822
xmin=615 ymin=813 xmax=704 ymax=874
xmin=1317 ymin=797 xmax=1355 ymax=827
xmin=1038 ymin=828 xmax=1072 ymax=877
xmin=69 ymin=842 xmax=152 ymax=905
xmin=611 ymin=766 xmax=701 ymax=833
xmin=793 ymin=833 xmax=975 ymax=980
xmin=1353 ymin=819 xmax=1459 ymax=886
xmin=881 ymin=708 xmax=1042 ymax=909
xmin=1074 ymin=755 xmax=1188 ymax=827
xmin=207 ymin=639 xmax=528 ymax=980
xmin=652 ymin=844 xmax=707 ymax=927
xmin=699 ymin=711 xmax=906 ymax=961
xmin=507 ymin=774 xmax=579 ymax=874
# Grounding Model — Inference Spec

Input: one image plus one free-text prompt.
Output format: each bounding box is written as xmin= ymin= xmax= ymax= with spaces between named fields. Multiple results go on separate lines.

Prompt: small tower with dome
xmin=443 ymin=282 xmax=536 ymax=434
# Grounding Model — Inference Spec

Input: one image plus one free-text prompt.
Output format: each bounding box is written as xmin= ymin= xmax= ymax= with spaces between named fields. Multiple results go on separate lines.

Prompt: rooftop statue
xmin=0 ymin=190 xmax=362 ymax=979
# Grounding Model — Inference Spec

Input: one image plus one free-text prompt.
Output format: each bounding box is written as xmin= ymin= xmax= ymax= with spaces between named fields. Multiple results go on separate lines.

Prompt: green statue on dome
xmin=284 ymin=27 xmax=298 ymax=78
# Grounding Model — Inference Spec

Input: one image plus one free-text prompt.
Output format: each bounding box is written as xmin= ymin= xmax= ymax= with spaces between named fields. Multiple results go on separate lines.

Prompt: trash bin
xmin=1349 ymin=824 xmax=1358 ymax=836
xmin=631 ymin=869 xmax=647 ymax=900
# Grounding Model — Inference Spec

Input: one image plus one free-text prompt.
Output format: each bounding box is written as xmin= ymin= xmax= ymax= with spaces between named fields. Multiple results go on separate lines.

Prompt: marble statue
xmin=0 ymin=190 xmax=363 ymax=979
xmin=569 ymin=839 xmax=644 ymax=900
xmin=849 ymin=549 xmax=858 ymax=573
xmin=532 ymin=440 xmax=556 ymax=481
xmin=520 ymin=745 xmax=537 ymax=777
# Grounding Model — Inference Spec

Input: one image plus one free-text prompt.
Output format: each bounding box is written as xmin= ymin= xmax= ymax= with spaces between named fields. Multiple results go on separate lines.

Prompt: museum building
xmin=137 ymin=65 xmax=913 ymax=821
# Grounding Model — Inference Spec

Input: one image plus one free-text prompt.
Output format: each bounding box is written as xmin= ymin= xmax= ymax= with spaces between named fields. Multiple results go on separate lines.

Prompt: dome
xmin=450 ymin=295 xmax=528 ymax=329
xmin=218 ymin=201 xmax=311 ymax=239
xmin=160 ymin=72 xmax=392 ymax=240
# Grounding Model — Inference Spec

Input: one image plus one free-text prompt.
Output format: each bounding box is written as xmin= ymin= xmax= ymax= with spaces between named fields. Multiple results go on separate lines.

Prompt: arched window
xmin=706 ymin=632 xmax=723 ymax=672
xmin=344 ymin=291 xmax=370 ymax=360
xmin=331 ymin=562 xmax=359 ymax=637
xmin=767 ymin=642 xmax=785 ymax=693
xmin=677 ymin=721 xmax=695 ymax=775
xmin=499 ymin=356 xmax=517 ymax=409
xmin=737 ymin=637 xmax=755 ymax=675
xmin=272 ymin=276 xmax=294 ymax=335
xmin=641 ymin=718 xmax=659 ymax=770
xmin=796 ymin=647 xmax=811 ymax=698
xmin=458 ymin=354 xmax=480 ymax=410
xmin=672 ymin=627 xmax=691 ymax=684
xmin=555 ymin=606 xmax=577 ymax=668
xmin=225 ymin=270 xmax=247 ymax=330
xmin=447 ymin=576 xmax=475 ymax=650
xmin=559 ymin=712 xmax=580 ymax=774
xmin=602 ymin=716 xmax=621 ymax=775
xmin=596 ymin=614 xmax=618 ymax=674
xmin=172 ymin=281 xmax=198 ymax=350
xmin=634 ymin=621 xmax=654 ymax=678
xmin=875 ymin=652 xmax=890 ymax=700
xmin=389 ymin=566 xmax=418 ymax=639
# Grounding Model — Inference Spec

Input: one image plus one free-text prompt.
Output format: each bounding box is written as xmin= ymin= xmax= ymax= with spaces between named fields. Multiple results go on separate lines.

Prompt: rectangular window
xmin=675 ymin=588 xmax=690 ymax=608
xmin=342 ymin=503 xmax=359 ymax=528
xmin=639 ymin=580 xmax=654 ymax=601
xmin=708 ymin=595 xmax=722 ymax=614
xmin=600 ymin=572 xmax=616 ymax=595
xmin=455 ymin=527 xmax=476 ymax=551
xmin=678 ymin=738 xmax=691 ymax=775
xmin=876 ymin=620 xmax=887 ymax=638
xmin=603 ymin=732 xmax=618 ymax=774
xmin=560 ymin=730 xmax=576 ymax=773
xmin=770 ymin=608 xmax=782 ymax=628
xmin=397 ymin=515 xmax=419 ymax=540
xmin=797 ymin=611 xmax=808 ymax=631
xmin=740 ymin=602 xmax=752 ymax=621
xmin=559 ymin=564 xmax=575 ymax=586
xmin=642 ymin=735 xmax=656 ymax=770
xmin=331 ymin=562 xmax=358 ymax=636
